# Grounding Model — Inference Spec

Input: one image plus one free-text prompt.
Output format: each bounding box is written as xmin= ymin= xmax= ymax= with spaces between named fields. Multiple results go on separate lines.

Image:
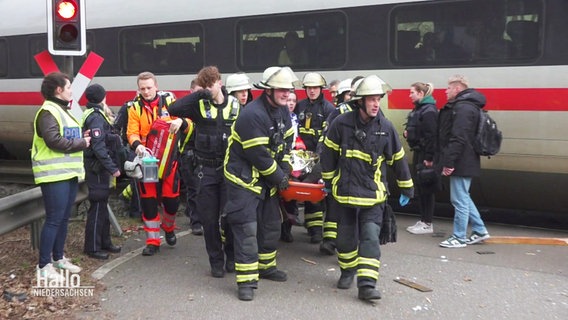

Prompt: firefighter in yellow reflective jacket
xmin=223 ymin=66 xmax=297 ymax=301
xmin=321 ymin=75 xmax=414 ymax=301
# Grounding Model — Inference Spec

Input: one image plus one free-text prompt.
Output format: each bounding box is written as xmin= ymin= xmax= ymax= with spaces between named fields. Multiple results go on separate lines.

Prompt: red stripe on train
xmin=388 ymin=88 xmax=568 ymax=111
xmin=1 ymin=88 xmax=567 ymax=111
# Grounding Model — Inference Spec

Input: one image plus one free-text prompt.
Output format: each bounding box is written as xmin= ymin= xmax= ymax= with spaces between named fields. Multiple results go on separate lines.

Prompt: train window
xmin=0 ymin=39 xmax=7 ymax=77
xmin=236 ymin=11 xmax=347 ymax=71
xmin=391 ymin=0 xmax=543 ymax=66
xmin=119 ymin=22 xmax=203 ymax=75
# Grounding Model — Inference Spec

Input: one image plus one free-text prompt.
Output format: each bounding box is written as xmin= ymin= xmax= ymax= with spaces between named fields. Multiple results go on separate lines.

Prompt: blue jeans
xmin=449 ymin=176 xmax=488 ymax=241
xmin=39 ymin=178 xmax=78 ymax=267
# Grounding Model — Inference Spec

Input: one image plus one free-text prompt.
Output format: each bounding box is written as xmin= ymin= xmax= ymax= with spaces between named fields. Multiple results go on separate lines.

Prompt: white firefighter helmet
xmin=226 ymin=73 xmax=252 ymax=93
xmin=353 ymin=75 xmax=391 ymax=98
xmin=302 ymin=72 xmax=327 ymax=87
xmin=254 ymin=66 xmax=300 ymax=89
xmin=337 ymin=78 xmax=353 ymax=95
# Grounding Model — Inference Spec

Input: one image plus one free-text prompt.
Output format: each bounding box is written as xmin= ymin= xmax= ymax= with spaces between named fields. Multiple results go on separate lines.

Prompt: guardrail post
xmin=31 ymin=219 xmax=43 ymax=250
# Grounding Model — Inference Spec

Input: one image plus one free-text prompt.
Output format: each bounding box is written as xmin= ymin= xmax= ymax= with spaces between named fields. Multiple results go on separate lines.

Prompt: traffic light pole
xmin=62 ymin=56 xmax=73 ymax=80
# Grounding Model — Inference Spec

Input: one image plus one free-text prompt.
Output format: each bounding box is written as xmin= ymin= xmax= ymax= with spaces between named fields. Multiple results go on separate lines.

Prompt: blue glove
xmin=323 ymin=187 xmax=331 ymax=194
xmin=399 ymin=194 xmax=410 ymax=207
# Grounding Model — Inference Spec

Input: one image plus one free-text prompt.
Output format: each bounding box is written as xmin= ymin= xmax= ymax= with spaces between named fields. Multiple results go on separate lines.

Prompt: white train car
xmin=0 ymin=0 xmax=567 ymax=225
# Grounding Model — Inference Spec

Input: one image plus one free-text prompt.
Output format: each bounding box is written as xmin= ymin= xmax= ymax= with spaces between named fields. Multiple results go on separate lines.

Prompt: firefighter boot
xmin=280 ymin=221 xmax=293 ymax=243
xmin=358 ymin=286 xmax=382 ymax=301
xmin=238 ymin=286 xmax=254 ymax=301
xmin=337 ymin=270 xmax=355 ymax=289
xmin=319 ymin=240 xmax=336 ymax=255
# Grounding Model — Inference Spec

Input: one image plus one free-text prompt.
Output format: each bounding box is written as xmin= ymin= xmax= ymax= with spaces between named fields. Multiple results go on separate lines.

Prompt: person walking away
xmin=404 ymin=82 xmax=439 ymax=234
xmin=223 ymin=66 xmax=298 ymax=301
xmin=168 ymin=66 xmax=239 ymax=277
xmin=438 ymin=74 xmax=490 ymax=248
xmin=321 ymin=75 xmax=414 ymax=301
xmin=81 ymin=84 xmax=122 ymax=260
xmin=32 ymin=72 xmax=91 ymax=281
xmin=126 ymin=71 xmax=189 ymax=256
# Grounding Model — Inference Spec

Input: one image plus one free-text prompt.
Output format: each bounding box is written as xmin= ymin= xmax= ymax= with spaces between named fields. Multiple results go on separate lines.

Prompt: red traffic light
xmin=55 ymin=1 xmax=77 ymax=20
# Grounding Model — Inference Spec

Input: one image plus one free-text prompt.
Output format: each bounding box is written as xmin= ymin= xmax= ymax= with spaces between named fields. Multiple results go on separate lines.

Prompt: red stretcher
xmin=279 ymin=181 xmax=326 ymax=203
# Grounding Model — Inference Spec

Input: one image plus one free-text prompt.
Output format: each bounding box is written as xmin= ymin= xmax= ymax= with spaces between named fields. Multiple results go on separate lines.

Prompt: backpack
xmin=145 ymin=119 xmax=178 ymax=179
xmin=474 ymin=108 xmax=502 ymax=157
xmin=404 ymin=104 xmax=436 ymax=150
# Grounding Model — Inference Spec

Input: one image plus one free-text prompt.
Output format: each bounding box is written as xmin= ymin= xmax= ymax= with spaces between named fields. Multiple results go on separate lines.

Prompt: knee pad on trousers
xmin=141 ymin=198 xmax=159 ymax=220
xmin=162 ymin=197 xmax=179 ymax=214
xmin=242 ymin=222 xmax=258 ymax=254
xmin=359 ymin=222 xmax=380 ymax=255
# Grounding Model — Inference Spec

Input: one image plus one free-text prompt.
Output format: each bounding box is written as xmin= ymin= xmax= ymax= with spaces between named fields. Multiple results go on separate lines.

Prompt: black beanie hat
xmin=85 ymin=84 xmax=106 ymax=104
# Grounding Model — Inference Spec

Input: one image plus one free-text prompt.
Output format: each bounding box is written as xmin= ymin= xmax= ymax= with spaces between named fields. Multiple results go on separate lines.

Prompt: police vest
xmin=194 ymin=95 xmax=240 ymax=158
xmin=31 ymin=101 xmax=85 ymax=184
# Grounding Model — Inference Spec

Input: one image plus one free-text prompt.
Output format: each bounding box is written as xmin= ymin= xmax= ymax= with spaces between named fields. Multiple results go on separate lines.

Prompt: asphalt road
xmin=88 ymin=214 xmax=568 ymax=320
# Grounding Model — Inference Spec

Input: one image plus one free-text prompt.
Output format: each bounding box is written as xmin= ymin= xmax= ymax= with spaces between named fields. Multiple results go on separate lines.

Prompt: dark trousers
xmin=194 ymin=165 xmax=233 ymax=268
xmin=225 ymin=183 xmax=281 ymax=287
xmin=179 ymin=153 xmax=201 ymax=227
xmin=84 ymin=169 xmax=113 ymax=253
xmin=332 ymin=197 xmax=383 ymax=288
xmin=39 ymin=177 xmax=78 ymax=267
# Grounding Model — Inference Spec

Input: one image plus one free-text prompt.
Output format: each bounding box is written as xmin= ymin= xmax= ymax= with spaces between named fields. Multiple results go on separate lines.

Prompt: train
xmin=0 ymin=0 xmax=567 ymax=228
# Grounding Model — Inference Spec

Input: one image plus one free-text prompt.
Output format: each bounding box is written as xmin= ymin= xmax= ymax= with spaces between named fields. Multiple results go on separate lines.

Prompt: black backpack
xmin=474 ymin=108 xmax=502 ymax=157
xmin=404 ymin=104 xmax=436 ymax=150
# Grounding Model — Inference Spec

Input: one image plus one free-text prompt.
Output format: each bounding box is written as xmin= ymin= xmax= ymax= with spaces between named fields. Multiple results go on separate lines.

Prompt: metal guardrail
xmin=0 ymin=181 xmax=122 ymax=250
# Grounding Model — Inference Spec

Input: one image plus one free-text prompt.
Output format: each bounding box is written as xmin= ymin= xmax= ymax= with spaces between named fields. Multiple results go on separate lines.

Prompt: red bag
xmin=145 ymin=119 xmax=177 ymax=178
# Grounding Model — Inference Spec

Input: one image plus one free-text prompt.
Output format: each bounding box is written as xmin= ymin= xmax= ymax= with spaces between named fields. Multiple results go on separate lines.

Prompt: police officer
xmin=168 ymin=66 xmax=238 ymax=278
xmin=223 ymin=66 xmax=297 ymax=301
xmin=294 ymin=72 xmax=335 ymax=245
xmin=82 ymin=84 xmax=122 ymax=260
xmin=226 ymin=73 xmax=253 ymax=107
xmin=126 ymin=71 xmax=188 ymax=256
xmin=321 ymin=75 xmax=414 ymax=301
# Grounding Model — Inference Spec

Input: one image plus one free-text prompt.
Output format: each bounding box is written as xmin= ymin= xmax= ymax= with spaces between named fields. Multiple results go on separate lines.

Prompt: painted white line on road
xmin=91 ymin=230 xmax=191 ymax=280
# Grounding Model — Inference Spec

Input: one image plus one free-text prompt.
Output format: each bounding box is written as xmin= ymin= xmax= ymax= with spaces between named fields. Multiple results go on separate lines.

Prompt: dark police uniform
xmin=82 ymin=102 xmax=121 ymax=255
xmin=168 ymin=88 xmax=239 ymax=275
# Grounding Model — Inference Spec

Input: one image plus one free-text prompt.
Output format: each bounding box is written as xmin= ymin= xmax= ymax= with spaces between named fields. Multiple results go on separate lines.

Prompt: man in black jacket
xmin=438 ymin=75 xmax=491 ymax=248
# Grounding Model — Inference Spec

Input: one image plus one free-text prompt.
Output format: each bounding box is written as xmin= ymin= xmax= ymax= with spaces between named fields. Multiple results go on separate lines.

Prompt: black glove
xmin=379 ymin=203 xmax=397 ymax=245
xmin=278 ymin=176 xmax=290 ymax=191
xmin=198 ymin=89 xmax=213 ymax=101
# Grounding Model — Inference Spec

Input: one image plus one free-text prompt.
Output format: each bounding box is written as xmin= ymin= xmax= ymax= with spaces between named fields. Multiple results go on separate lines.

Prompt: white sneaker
xmin=37 ymin=263 xmax=65 ymax=282
xmin=406 ymin=220 xmax=423 ymax=231
xmin=53 ymin=256 xmax=82 ymax=273
xmin=407 ymin=221 xmax=433 ymax=234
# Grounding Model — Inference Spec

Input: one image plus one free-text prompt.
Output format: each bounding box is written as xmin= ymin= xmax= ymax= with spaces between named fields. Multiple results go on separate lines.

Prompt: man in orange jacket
xmin=126 ymin=71 xmax=190 ymax=256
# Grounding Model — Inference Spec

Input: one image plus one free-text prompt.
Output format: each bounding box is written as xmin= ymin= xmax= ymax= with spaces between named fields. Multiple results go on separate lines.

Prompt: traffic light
xmin=47 ymin=0 xmax=86 ymax=56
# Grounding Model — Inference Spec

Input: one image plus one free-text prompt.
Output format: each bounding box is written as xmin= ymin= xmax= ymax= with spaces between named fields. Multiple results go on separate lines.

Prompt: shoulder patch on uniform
xmin=92 ymin=128 xmax=102 ymax=138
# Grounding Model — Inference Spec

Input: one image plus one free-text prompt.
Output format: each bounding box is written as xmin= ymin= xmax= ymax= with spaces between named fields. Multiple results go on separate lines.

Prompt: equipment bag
xmin=404 ymin=104 xmax=436 ymax=150
xmin=474 ymin=109 xmax=502 ymax=157
xmin=145 ymin=119 xmax=178 ymax=179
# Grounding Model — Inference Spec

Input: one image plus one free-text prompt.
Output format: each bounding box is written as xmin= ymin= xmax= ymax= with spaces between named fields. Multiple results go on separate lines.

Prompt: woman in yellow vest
xmin=32 ymin=72 xmax=91 ymax=282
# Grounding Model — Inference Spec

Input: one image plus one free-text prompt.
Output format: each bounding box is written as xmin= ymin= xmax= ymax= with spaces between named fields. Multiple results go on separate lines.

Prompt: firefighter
xmin=223 ymin=66 xmax=297 ymax=301
xmin=294 ymin=72 xmax=335 ymax=244
xmin=126 ymin=71 xmax=190 ymax=256
xmin=226 ymin=73 xmax=253 ymax=106
xmin=321 ymin=75 xmax=414 ymax=301
xmin=168 ymin=66 xmax=238 ymax=278
xmin=81 ymin=84 xmax=122 ymax=260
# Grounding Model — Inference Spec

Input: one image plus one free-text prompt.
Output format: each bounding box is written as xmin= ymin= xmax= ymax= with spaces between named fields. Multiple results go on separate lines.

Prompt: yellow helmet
xmin=302 ymin=72 xmax=327 ymax=87
xmin=254 ymin=66 xmax=300 ymax=89
xmin=226 ymin=73 xmax=252 ymax=93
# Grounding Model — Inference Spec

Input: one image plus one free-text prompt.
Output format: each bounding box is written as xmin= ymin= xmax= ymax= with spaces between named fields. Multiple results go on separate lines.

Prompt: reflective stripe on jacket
xmin=32 ymin=101 xmax=85 ymax=184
